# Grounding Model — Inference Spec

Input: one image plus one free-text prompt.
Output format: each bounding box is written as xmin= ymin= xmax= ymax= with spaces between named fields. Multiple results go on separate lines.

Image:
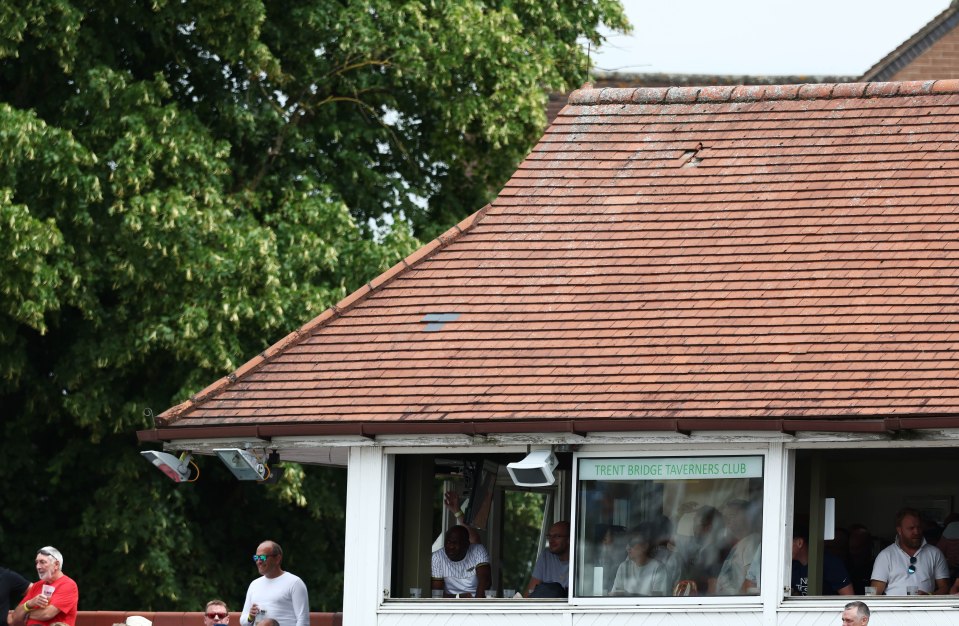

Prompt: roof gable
xmin=152 ymin=80 xmax=959 ymax=438
xmin=861 ymin=2 xmax=959 ymax=82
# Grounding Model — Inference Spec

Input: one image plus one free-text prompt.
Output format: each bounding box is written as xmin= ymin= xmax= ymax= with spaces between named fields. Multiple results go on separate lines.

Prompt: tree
xmin=0 ymin=0 xmax=629 ymax=611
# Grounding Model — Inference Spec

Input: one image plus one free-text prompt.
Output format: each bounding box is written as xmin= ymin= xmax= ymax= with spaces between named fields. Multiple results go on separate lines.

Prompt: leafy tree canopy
xmin=0 ymin=0 xmax=628 ymax=612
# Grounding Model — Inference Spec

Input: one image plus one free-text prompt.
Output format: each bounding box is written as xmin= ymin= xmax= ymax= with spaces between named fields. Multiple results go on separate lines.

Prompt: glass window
xmin=389 ymin=452 xmax=568 ymax=600
xmin=575 ymin=455 xmax=764 ymax=598
xmin=791 ymin=447 xmax=959 ymax=598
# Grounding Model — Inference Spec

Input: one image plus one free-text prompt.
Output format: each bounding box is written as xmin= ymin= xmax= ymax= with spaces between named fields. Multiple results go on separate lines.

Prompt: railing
xmin=76 ymin=612 xmax=342 ymax=626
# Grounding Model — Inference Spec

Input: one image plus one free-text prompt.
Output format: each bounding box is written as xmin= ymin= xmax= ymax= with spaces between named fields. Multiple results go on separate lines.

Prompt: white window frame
xmin=569 ymin=442 xmax=784 ymax=609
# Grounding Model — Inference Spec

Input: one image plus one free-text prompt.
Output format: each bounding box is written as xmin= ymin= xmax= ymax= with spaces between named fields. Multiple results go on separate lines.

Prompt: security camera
xmin=141 ymin=450 xmax=195 ymax=483
xmin=507 ymin=449 xmax=558 ymax=487
xmin=214 ymin=448 xmax=268 ymax=481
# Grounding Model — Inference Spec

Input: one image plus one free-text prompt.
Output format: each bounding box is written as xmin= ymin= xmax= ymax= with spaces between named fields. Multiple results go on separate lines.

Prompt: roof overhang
xmin=138 ymin=414 xmax=959 ymax=445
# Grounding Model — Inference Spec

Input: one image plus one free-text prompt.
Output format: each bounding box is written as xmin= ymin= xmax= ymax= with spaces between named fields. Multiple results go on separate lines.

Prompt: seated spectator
xmin=431 ymin=526 xmax=491 ymax=598
xmin=825 ymin=527 xmax=850 ymax=563
xmin=921 ymin=515 xmax=943 ymax=546
xmin=742 ymin=543 xmax=762 ymax=594
xmin=791 ymin=524 xmax=854 ymax=595
xmin=649 ymin=517 xmax=682 ymax=593
xmin=935 ymin=514 xmax=959 ymax=579
xmin=610 ymin=531 xmax=668 ymax=596
xmin=594 ymin=524 xmax=627 ymax=595
xmin=526 ymin=521 xmax=570 ymax=598
xmin=679 ymin=506 xmax=724 ymax=595
xmin=870 ymin=507 xmax=948 ymax=595
xmin=847 ymin=524 xmax=874 ymax=595
xmin=716 ymin=499 xmax=761 ymax=595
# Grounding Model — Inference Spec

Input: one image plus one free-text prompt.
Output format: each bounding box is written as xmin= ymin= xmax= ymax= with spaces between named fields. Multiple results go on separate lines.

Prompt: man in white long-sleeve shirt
xmin=241 ymin=541 xmax=309 ymax=626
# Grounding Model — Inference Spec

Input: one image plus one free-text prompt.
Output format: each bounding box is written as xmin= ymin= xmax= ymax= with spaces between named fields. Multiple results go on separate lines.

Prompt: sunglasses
xmin=205 ymin=614 xmax=228 ymax=620
xmin=907 ymin=556 xmax=917 ymax=574
xmin=252 ymin=554 xmax=273 ymax=563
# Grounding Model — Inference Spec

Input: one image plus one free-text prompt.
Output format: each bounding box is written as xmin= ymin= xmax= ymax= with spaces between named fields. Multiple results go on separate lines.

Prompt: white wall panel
xmin=779 ymin=608 xmax=959 ymax=626
xmin=573 ymin=611 xmax=763 ymax=626
xmin=377 ymin=607 xmax=959 ymax=626
xmin=377 ymin=612 xmax=567 ymax=626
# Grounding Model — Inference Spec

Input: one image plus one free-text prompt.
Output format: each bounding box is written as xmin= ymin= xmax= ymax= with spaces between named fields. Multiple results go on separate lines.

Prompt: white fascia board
xmin=787 ymin=429 xmax=959 ymax=448
xmin=161 ymin=437 xmax=269 ymax=455
xmin=270 ymin=435 xmax=374 ymax=447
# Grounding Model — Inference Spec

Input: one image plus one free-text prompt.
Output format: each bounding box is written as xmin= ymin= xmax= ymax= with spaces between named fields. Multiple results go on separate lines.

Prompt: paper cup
xmin=42 ymin=585 xmax=55 ymax=598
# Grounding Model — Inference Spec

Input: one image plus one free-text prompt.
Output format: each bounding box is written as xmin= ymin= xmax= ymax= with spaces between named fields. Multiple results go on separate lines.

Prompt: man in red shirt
xmin=10 ymin=547 xmax=78 ymax=626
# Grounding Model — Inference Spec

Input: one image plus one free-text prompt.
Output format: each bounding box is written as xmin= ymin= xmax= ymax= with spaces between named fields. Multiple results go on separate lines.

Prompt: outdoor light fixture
xmin=507 ymin=449 xmax=558 ymax=487
xmin=214 ymin=448 xmax=268 ymax=481
xmin=141 ymin=450 xmax=196 ymax=483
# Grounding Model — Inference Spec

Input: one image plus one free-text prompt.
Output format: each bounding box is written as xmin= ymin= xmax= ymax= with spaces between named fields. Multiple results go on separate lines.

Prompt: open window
xmin=574 ymin=454 xmax=764 ymax=598
xmin=389 ymin=452 xmax=571 ymax=599
xmin=790 ymin=447 xmax=959 ymax=597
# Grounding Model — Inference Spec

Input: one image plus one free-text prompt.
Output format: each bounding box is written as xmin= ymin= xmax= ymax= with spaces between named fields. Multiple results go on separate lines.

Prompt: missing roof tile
xmin=421 ymin=313 xmax=460 ymax=332
xmin=679 ymin=142 xmax=705 ymax=168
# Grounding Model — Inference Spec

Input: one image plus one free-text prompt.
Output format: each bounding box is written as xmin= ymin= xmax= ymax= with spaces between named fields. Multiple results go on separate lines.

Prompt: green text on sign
xmin=578 ymin=456 xmax=763 ymax=481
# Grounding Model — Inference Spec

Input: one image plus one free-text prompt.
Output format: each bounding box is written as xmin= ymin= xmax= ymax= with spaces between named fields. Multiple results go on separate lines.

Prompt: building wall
xmin=342 ymin=438 xmax=959 ymax=626
xmin=889 ymin=26 xmax=959 ymax=80
xmin=76 ymin=612 xmax=341 ymax=626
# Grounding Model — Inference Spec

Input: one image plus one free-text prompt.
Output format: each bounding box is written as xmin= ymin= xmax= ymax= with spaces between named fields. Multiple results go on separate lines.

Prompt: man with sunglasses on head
xmin=870 ymin=507 xmax=948 ymax=595
xmin=240 ymin=541 xmax=309 ymax=626
xmin=10 ymin=547 xmax=78 ymax=626
xmin=202 ymin=600 xmax=230 ymax=626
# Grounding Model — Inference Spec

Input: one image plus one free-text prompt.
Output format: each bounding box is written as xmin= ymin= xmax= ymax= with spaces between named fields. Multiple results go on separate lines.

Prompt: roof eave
xmin=137 ymin=414 xmax=959 ymax=444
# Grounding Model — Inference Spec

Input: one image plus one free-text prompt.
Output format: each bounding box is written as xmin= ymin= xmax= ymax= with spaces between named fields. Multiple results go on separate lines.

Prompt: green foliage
xmin=0 ymin=0 xmax=627 ymax=612
xmin=501 ymin=491 xmax=548 ymax=592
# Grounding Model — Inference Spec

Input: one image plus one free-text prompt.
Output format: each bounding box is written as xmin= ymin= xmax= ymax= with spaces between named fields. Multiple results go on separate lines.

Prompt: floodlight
xmin=506 ymin=449 xmax=558 ymax=487
xmin=141 ymin=450 xmax=195 ymax=483
xmin=214 ymin=448 xmax=267 ymax=481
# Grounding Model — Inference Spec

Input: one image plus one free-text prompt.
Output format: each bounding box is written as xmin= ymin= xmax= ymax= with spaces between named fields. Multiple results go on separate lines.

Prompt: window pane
xmin=500 ymin=490 xmax=549 ymax=593
xmin=575 ymin=455 xmax=764 ymax=598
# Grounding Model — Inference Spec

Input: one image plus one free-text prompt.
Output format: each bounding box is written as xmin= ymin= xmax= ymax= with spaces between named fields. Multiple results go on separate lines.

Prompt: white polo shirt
xmin=870 ymin=538 xmax=948 ymax=595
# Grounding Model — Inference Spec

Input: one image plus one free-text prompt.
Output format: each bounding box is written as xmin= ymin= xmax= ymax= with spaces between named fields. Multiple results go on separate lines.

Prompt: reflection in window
xmin=575 ymin=456 xmax=764 ymax=598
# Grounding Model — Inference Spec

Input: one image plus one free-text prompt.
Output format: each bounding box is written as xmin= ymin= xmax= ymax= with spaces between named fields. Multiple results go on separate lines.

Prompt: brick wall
xmin=890 ymin=25 xmax=959 ymax=80
xmin=75 ymin=612 xmax=342 ymax=626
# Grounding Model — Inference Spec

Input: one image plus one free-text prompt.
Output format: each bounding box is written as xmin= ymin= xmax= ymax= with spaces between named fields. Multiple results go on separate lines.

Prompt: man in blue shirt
xmin=791 ymin=524 xmax=854 ymax=595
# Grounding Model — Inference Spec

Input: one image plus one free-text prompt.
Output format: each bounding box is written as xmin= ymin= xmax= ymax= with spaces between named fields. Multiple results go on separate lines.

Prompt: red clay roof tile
xmin=153 ymin=80 xmax=959 ymax=434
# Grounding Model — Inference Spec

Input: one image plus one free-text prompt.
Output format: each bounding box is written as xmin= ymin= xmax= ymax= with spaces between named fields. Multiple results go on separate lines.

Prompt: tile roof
xmin=151 ymin=79 xmax=959 ymax=438
xmin=861 ymin=1 xmax=959 ymax=82
xmin=546 ymin=72 xmax=855 ymax=125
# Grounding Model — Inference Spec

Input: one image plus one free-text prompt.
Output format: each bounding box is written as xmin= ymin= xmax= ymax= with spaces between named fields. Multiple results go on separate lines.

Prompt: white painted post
xmin=762 ymin=441 xmax=785 ymax=625
xmin=342 ymin=446 xmax=387 ymax=626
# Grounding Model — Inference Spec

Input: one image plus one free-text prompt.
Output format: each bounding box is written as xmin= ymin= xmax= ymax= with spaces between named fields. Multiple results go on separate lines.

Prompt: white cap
xmin=38 ymin=547 xmax=63 ymax=569
xmin=126 ymin=616 xmax=152 ymax=626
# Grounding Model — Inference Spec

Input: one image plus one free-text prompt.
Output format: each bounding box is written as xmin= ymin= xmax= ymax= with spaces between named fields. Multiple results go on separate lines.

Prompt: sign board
xmin=578 ymin=456 xmax=763 ymax=481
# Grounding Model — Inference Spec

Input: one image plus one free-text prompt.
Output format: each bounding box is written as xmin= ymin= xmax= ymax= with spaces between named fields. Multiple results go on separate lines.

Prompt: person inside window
xmin=870 ymin=507 xmax=949 ymax=595
xmin=526 ymin=521 xmax=570 ymax=598
xmin=716 ymin=499 xmax=761 ymax=595
xmin=679 ymin=506 xmax=724 ymax=595
xmin=791 ymin=524 xmax=854 ymax=595
xmin=609 ymin=530 xmax=668 ymax=596
xmin=431 ymin=525 xmax=491 ymax=598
